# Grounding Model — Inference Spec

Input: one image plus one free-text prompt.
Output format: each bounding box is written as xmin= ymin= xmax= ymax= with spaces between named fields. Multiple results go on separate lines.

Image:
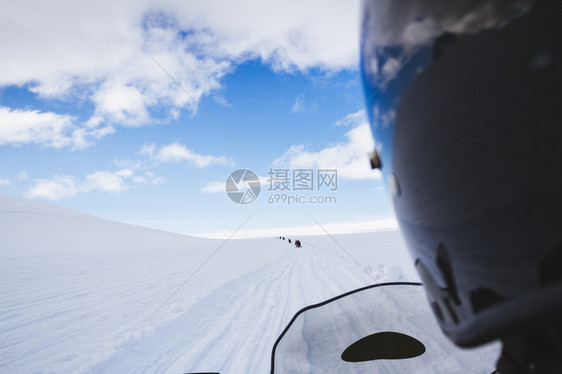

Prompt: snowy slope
xmin=0 ymin=193 xmax=216 ymax=257
xmin=0 ymin=193 xmax=498 ymax=373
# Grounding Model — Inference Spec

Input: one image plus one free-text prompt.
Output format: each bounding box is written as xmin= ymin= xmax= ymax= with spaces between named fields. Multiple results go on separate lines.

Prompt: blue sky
xmin=0 ymin=0 xmax=395 ymax=237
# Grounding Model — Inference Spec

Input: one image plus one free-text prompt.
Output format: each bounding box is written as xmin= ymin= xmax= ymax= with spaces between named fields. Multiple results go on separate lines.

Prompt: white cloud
xmin=70 ymin=125 xmax=116 ymax=149
xmin=140 ymin=143 xmax=156 ymax=157
xmin=273 ymin=113 xmax=381 ymax=180
xmin=212 ymin=95 xmax=232 ymax=108
xmin=291 ymin=93 xmax=305 ymax=113
xmin=0 ymin=107 xmax=74 ymax=148
xmin=148 ymin=142 xmax=233 ymax=168
xmin=26 ymin=175 xmax=80 ymax=200
xmin=200 ymin=181 xmax=225 ymax=194
xmin=92 ymin=84 xmax=149 ymax=126
xmin=133 ymin=176 xmax=147 ymax=184
xmin=25 ymin=168 xmax=151 ymax=200
xmin=85 ymin=171 xmax=129 ymax=192
xmin=152 ymin=0 xmax=361 ymax=73
xmin=113 ymin=159 xmax=143 ymax=170
xmin=0 ymin=178 xmax=10 ymax=186
xmin=0 ymin=0 xmax=361 ymax=135
xmin=150 ymin=175 xmax=165 ymax=186
xmin=115 ymin=169 xmax=135 ymax=178
xmin=142 ymin=171 xmax=165 ymax=184
xmin=0 ymin=106 xmax=114 ymax=149
xmin=130 ymin=171 xmax=164 ymax=186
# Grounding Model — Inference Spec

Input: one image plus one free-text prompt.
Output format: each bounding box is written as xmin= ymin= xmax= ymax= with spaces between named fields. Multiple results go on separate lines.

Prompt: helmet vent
xmin=416 ymin=257 xmax=460 ymax=325
xmin=436 ymin=243 xmax=461 ymax=306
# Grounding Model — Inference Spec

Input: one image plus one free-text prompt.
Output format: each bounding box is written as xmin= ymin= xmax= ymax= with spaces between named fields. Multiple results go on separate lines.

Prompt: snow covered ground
xmin=0 ymin=193 xmax=499 ymax=373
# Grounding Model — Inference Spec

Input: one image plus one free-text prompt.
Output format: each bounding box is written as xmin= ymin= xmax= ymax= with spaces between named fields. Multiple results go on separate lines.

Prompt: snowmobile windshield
xmin=271 ymin=283 xmax=500 ymax=373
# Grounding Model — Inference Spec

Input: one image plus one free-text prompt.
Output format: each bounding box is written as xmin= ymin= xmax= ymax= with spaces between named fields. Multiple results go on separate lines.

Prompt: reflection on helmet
xmin=361 ymin=0 xmax=562 ymax=355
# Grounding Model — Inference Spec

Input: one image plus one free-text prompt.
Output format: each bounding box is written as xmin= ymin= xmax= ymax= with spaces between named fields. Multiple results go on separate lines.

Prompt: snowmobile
xmin=198 ymin=1 xmax=562 ymax=372
xmin=273 ymin=0 xmax=562 ymax=372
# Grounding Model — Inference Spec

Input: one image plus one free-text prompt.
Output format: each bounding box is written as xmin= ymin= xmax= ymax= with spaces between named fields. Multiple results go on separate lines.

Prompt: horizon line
xmin=190 ymin=218 xmax=399 ymax=239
